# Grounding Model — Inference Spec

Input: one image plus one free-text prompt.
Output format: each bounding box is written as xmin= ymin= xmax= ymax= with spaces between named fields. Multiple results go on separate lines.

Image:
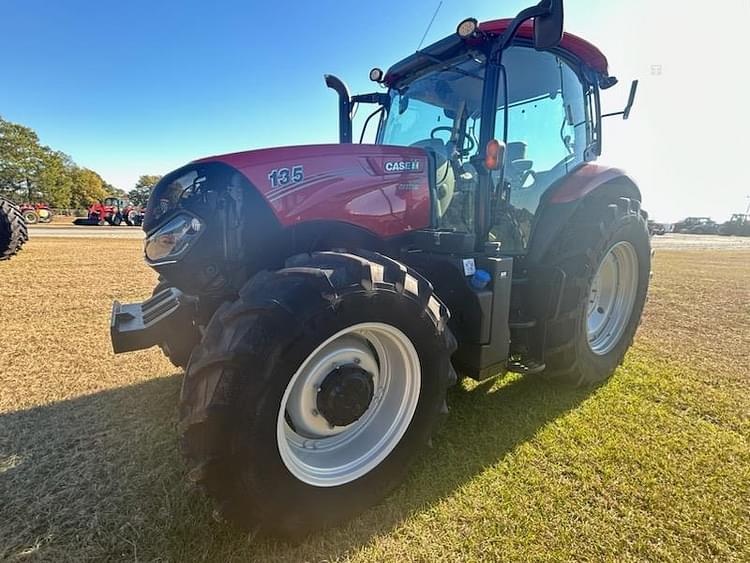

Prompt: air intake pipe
xmin=324 ymin=74 xmax=352 ymax=144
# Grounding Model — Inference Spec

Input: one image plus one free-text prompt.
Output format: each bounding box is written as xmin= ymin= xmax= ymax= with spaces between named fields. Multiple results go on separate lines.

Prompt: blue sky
xmin=2 ymin=0 xmax=748 ymax=221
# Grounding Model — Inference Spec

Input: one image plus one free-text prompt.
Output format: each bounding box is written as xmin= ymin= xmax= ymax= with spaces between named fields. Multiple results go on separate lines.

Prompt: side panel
xmin=199 ymin=144 xmax=432 ymax=239
xmin=546 ymin=163 xmax=639 ymax=204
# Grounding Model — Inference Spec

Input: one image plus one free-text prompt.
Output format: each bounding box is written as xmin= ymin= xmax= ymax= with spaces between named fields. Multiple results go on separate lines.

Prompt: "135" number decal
xmin=268 ymin=165 xmax=304 ymax=188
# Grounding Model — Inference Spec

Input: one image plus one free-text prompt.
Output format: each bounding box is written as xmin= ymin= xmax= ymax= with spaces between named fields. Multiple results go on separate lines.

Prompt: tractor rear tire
xmin=179 ymin=250 xmax=455 ymax=538
xmin=1 ymin=197 xmax=29 ymax=260
xmin=541 ymin=196 xmax=650 ymax=386
xmin=152 ymin=278 xmax=202 ymax=368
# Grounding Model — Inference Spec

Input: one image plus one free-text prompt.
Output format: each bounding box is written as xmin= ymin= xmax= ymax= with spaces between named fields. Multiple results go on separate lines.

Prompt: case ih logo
xmin=384 ymin=160 xmax=421 ymax=173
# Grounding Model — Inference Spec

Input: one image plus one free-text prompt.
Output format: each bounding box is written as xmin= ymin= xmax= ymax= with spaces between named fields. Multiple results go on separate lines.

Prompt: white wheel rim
xmin=276 ymin=322 xmax=421 ymax=487
xmin=587 ymin=241 xmax=639 ymax=355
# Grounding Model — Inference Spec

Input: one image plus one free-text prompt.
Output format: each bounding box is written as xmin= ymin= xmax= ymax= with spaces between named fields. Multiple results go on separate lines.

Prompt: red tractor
xmin=111 ymin=0 xmax=649 ymax=538
xmin=19 ymin=203 xmax=53 ymax=224
xmin=74 ymin=197 xmax=143 ymax=226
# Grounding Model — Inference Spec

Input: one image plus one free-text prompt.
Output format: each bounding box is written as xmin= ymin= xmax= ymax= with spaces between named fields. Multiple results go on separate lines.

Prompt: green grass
xmin=0 ymin=239 xmax=748 ymax=561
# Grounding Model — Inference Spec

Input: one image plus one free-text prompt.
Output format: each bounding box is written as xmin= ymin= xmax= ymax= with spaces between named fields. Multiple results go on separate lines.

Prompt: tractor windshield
xmin=379 ymin=55 xmax=486 ymax=233
xmin=380 ymin=56 xmax=484 ymax=149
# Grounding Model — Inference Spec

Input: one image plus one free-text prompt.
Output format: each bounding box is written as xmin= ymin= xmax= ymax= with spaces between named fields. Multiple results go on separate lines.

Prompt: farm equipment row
xmin=73 ymin=197 xmax=144 ymax=226
xmin=671 ymin=215 xmax=750 ymax=236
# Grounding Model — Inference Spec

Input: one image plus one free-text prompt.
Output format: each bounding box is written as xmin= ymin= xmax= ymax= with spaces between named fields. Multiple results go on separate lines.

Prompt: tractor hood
xmin=191 ymin=143 xmax=433 ymax=238
xmin=142 ymin=143 xmax=433 ymax=291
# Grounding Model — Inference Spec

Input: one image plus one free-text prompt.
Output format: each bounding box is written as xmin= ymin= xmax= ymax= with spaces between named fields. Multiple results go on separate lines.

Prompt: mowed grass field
xmin=1 ymin=238 xmax=748 ymax=562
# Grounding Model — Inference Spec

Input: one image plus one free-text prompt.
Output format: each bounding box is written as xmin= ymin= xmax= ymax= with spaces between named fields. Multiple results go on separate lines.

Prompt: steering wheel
xmin=429 ymin=126 xmax=476 ymax=154
xmin=430 ymin=126 xmax=453 ymax=141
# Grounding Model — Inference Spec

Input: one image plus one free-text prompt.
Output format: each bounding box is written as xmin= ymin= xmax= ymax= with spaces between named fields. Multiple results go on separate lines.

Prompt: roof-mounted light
xmin=456 ymin=17 xmax=478 ymax=39
xmin=369 ymin=67 xmax=384 ymax=83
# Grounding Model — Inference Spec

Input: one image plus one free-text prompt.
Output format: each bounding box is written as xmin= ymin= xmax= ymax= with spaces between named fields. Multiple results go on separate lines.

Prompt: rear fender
xmin=526 ymin=164 xmax=641 ymax=263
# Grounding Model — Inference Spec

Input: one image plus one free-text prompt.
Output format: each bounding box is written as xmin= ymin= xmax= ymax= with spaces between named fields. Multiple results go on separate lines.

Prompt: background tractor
xmin=718 ymin=213 xmax=750 ymax=236
xmin=20 ymin=203 xmax=53 ymax=224
xmin=673 ymin=216 xmax=718 ymax=234
xmin=74 ymin=197 xmax=143 ymax=226
xmin=110 ymin=0 xmax=650 ymax=538
xmin=0 ymin=196 xmax=28 ymax=259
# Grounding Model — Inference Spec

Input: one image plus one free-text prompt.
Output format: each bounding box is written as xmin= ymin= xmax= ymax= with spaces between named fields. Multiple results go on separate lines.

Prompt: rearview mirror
xmin=623 ymin=80 xmax=639 ymax=120
xmin=533 ymin=0 xmax=564 ymax=49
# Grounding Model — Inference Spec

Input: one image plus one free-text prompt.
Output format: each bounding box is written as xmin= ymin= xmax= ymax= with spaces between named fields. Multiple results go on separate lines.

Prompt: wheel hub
xmin=586 ymin=241 xmax=639 ymax=355
xmin=277 ymin=323 xmax=422 ymax=487
xmin=316 ymin=364 xmax=374 ymax=427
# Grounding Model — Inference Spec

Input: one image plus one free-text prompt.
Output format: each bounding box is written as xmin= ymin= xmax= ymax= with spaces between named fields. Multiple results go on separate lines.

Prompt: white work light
xmin=456 ymin=18 xmax=478 ymax=38
xmin=369 ymin=67 xmax=384 ymax=82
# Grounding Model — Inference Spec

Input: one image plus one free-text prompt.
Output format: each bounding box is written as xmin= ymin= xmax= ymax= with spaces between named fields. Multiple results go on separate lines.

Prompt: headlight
xmin=145 ymin=214 xmax=203 ymax=263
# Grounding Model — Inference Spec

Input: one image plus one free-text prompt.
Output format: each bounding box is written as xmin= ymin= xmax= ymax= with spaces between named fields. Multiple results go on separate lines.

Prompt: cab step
xmin=507 ymin=359 xmax=546 ymax=375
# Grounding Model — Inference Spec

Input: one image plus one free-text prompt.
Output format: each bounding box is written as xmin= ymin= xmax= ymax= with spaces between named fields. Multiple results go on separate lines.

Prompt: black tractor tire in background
xmin=1 ymin=197 xmax=29 ymax=260
xmin=540 ymin=196 xmax=651 ymax=386
xmin=179 ymin=250 xmax=456 ymax=538
xmin=22 ymin=210 xmax=39 ymax=224
xmin=127 ymin=210 xmax=143 ymax=227
xmin=152 ymin=278 xmax=202 ymax=368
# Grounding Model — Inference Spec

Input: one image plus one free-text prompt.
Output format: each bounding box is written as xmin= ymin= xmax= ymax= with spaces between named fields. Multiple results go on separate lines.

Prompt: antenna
xmin=417 ymin=1 xmax=443 ymax=51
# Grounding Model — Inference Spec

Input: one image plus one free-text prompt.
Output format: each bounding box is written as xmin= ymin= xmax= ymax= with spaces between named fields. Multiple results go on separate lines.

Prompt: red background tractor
xmin=74 ymin=197 xmax=143 ymax=226
xmin=19 ymin=203 xmax=53 ymax=224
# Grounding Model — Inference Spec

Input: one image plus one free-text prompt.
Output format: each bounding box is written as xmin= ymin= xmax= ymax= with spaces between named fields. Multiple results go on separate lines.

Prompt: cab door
xmin=488 ymin=46 xmax=592 ymax=252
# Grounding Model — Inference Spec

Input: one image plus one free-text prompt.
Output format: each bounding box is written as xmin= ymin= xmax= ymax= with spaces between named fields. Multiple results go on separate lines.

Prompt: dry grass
xmin=0 ymin=238 xmax=748 ymax=562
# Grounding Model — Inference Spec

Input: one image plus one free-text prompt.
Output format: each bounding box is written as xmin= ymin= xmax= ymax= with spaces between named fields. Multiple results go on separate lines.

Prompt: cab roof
xmin=479 ymin=19 xmax=608 ymax=74
xmin=384 ymin=18 xmax=608 ymax=86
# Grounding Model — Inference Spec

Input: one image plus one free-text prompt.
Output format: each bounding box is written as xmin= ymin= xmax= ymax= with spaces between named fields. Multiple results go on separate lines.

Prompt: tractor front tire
xmin=1 ymin=198 xmax=29 ymax=260
xmin=179 ymin=250 xmax=455 ymax=538
xmin=541 ymin=197 xmax=650 ymax=386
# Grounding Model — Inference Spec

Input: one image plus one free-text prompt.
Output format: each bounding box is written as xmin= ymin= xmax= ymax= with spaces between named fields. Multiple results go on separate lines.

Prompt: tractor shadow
xmin=0 ymin=372 xmax=594 ymax=560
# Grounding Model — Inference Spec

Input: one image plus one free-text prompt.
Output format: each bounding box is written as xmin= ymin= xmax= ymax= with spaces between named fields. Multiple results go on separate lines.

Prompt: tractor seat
xmin=410 ymin=138 xmax=449 ymax=168
xmin=410 ymin=138 xmax=455 ymax=217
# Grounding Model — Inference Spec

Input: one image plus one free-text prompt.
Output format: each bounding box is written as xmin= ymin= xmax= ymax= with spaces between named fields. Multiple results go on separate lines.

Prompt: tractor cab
xmin=329 ymin=11 xmax=637 ymax=256
xmin=103 ymin=197 xmax=126 ymax=211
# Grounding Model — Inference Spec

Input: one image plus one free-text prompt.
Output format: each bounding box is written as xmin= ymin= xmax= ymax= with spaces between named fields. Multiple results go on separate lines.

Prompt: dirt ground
xmin=0 ymin=238 xmax=748 ymax=562
xmin=650 ymin=233 xmax=750 ymax=250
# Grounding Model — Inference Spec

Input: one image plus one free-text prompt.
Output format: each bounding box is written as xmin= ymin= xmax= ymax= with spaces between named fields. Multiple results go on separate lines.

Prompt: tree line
xmin=0 ymin=115 xmax=160 ymax=209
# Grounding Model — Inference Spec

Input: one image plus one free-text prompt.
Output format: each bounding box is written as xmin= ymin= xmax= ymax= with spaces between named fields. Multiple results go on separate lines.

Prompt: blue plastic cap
xmin=470 ymin=269 xmax=491 ymax=289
